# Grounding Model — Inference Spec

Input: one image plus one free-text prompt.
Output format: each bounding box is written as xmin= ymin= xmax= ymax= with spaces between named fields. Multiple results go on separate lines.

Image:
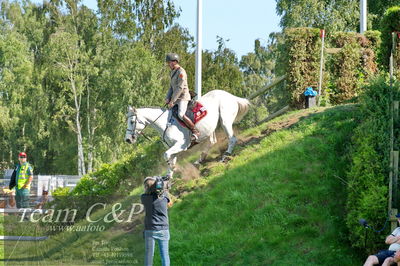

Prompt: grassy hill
xmin=168 ymin=105 xmax=361 ymax=265
xmin=0 ymin=105 xmax=364 ymax=265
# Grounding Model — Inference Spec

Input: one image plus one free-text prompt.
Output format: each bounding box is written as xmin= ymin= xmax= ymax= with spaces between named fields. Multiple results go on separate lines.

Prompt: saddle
xmin=171 ymin=101 xmax=208 ymax=128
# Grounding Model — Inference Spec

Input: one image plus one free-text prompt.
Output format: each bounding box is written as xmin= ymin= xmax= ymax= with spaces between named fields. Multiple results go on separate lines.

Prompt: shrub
xmin=379 ymin=6 xmax=400 ymax=77
xmin=328 ymin=31 xmax=380 ymax=104
xmin=277 ymin=28 xmax=380 ymax=108
xmin=47 ymin=140 xmax=165 ymax=221
xmin=71 ymin=141 xmax=165 ymax=196
xmin=346 ymin=76 xmax=399 ymax=252
xmin=277 ymin=27 xmax=321 ymax=109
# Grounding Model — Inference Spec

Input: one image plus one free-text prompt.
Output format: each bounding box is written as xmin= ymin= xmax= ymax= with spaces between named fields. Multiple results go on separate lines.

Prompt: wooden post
xmin=393 ymin=103 xmax=399 ymax=228
xmin=390 ymin=151 xmax=394 ymax=212
xmin=389 ymin=151 xmax=398 ymax=231
xmin=394 ymin=151 xmax=399 ymax=208
xmin=317 ymin=29 xmax=325 ymax=106
xmin=389 ymin=34 xmax=397 ymax=231
xmin=391 ymin=208 xmax=399 ymax=232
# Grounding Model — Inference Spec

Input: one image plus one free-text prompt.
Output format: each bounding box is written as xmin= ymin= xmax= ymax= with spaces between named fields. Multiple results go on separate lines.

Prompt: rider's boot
xmin=181 ymin=115 xmax=200 ymax=141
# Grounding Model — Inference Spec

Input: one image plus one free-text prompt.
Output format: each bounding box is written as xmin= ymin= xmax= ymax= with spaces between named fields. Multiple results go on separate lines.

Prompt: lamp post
xmin=195 ymin=0 xmax=202 ymax=99
xmin=360 ymin=0 xmax=367 ymax=34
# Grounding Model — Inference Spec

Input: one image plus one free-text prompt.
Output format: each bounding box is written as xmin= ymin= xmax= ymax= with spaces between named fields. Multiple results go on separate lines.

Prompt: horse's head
xmin=125 ymin=106 xmax=146 ymax=144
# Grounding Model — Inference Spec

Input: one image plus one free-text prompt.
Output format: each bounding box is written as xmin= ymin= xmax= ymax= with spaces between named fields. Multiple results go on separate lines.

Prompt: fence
xmin=389 ymin=32 xmax=399 ymax=231
xmin=1 ymin=170 xmax=81 ymax=196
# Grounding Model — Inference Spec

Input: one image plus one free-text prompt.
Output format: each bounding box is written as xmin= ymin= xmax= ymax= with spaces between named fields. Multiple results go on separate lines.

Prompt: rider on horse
xmin=165 ymin=53 xmax=200 ymax=141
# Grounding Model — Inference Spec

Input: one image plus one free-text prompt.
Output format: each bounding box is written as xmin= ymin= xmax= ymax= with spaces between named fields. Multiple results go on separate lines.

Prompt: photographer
xmin=363 ymin=214 xmax=400 ymax=266
xmin=141 ymin=176 xmax=171 ymax=266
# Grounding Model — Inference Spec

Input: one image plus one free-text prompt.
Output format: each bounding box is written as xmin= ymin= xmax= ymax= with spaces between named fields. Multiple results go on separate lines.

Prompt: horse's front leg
xmin=194 ymin=132 xmax=217 ymax=167
xmin=164 ymin=143 xmax=185 ymax=178
xmin=165 ymin=155 xmax=177 ymax=179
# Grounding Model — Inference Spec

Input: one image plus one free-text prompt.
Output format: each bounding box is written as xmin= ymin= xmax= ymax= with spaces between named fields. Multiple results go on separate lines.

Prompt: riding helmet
xmin=166 ymin=53 xmax=180 ymax=62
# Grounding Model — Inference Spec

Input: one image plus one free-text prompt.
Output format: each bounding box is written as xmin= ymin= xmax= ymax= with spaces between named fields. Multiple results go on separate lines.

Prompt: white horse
xmin=125 ymin=90 xmax=250 ymax=178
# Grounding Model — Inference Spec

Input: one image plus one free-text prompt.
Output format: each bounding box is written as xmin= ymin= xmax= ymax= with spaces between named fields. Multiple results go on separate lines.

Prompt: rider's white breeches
xmin=178 ymin=100 xmax=188 ymax=119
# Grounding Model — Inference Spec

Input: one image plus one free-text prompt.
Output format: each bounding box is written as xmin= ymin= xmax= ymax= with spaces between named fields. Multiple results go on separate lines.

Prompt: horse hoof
xmin=193 ymin=161 xmax=201 ymax=168
xmin=220 ymin=154 xmax=232 ymax=163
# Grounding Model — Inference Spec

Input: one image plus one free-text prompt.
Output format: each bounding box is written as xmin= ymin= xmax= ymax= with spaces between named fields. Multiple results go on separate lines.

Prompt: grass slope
xmin=1 ymin=105 xmax=363 ymax=265
xmin=168 ymin=105 xmax=361 ymax=265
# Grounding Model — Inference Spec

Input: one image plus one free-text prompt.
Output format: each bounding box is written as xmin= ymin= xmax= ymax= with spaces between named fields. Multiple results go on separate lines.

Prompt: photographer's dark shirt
xmin=141 ymin=193 xmax=170 ymax=230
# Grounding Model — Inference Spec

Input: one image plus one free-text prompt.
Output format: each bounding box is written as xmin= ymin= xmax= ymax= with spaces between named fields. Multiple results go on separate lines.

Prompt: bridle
xmin=126 ymin=108 xmax=168 ymax=142
xmin=126 ymin=113 xmax=152 ymax=141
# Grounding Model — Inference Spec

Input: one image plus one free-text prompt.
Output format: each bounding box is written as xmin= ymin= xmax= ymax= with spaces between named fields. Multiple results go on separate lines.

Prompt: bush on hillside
xmin=71 ymin=141 xmax=165 ymax=196
xmin=327 ymin=31 xmax=380 ymax=104
xmin=380 ymin=6 xmax=400 ymax=77
xmin=276 ymin=27 xmax=321 ymax=109
xmin=276 ymin=28 xmax=381 ymax=108
xmin=49 ymin=140 xmax=165 ymax=221
xmin=346 ymin=76 xmax=399 ymax=252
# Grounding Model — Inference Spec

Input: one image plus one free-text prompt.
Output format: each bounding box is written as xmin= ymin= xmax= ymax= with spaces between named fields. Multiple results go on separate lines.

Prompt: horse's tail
xmin=234 ymin=96 xmax=251 ymax=123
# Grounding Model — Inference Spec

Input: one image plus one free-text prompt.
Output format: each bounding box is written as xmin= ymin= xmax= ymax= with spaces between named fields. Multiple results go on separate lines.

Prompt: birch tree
xmin=45 ymin=30 xmax=93 ymax=175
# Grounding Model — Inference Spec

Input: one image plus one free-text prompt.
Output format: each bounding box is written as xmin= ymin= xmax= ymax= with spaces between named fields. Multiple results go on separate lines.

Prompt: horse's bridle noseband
xmin=126 ymin=107 xmax=170 ymax=145
xmin=126 ymin=113 xmax=153 ymax=141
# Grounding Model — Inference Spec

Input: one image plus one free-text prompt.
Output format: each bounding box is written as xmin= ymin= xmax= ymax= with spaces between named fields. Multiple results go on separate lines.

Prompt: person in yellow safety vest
xmin=11 ymin=152 xmax=33 ymax=208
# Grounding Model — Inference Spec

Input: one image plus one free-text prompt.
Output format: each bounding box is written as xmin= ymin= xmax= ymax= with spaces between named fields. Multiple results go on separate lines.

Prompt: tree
xmin=97 ymin=0 xmax=179 ymax=43
xmin=201 ymin=37 xmax=244 ymax=97
xmin=0 ymin=27 xmax=34 ymax=166
xmin=239 ymin=37 xmax=278 ymax=125
xmin=1 ymin=0 xmax=239 ymax=176
xmin=275 ymin=0 xmax=359 ymax=33
xmin=44 ymin=30 xmax=95 ymax=176
xmin=369 ymin=0 xmax=400 ymax=29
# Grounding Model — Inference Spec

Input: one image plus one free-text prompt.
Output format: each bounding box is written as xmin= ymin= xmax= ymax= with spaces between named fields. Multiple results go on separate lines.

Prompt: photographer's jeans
xmin=144 ymin=229 xmax=170 ymax=266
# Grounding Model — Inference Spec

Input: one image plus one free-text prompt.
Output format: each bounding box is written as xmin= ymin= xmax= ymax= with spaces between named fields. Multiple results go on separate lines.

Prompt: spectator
xmin=364 ymin=214 xmax=400 ymax=266
xmin=9 ymin=152 xmax=33 ymax=208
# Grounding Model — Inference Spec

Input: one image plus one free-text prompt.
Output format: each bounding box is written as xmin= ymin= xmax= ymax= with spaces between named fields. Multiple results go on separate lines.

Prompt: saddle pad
xmin=171 ymin=102 xmax=208 ymax=127
xmin=191 ymin=102 xmax=207 ymax=124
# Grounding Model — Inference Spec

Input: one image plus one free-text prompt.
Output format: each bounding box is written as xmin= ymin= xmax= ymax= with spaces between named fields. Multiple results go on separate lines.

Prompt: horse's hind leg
xmin=220 ymin=114 xmax=237 ymax=162
xmin=194 ymin=131 xmax=217 ymax=167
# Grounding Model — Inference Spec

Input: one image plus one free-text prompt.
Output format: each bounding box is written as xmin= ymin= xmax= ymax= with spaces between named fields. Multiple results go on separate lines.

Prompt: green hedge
xmin=327 ymin=31 xmax=380 ymax=104
xmin=380 ymin=6 xmax=400 ymax=77
xmin=277 ymin=27 xmax=321 ymax=108
xmin=346 ymin=76 xmax=399 ymax=252
xmin=277 ymin=28 xmax=381 ymax=108
xmin=74 ymin=141 xmax=165 ymax=195
xmin=50 ymin=140 xmax=165 ymax=221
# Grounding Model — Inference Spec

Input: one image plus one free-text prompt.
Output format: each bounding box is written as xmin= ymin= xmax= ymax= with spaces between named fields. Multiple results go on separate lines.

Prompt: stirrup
xmin=191 ymin=132 xmax=200 ymax=142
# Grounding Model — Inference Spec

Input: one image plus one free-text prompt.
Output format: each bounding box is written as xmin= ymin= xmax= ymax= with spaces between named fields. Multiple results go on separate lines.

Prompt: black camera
xmin=144 ymin=176 xmax=169 ymax=196
xmin=154 ymin=176 xmax=170 ymax=195
xmin=154 ymin=176 xmax=164 ymax=192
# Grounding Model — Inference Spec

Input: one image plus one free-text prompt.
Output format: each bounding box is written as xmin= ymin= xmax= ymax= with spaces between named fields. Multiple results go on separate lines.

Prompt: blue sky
xmin=173 ymin=0 xmax=281 ymax=58
xmin=34 ymin=0 xmax=282 ymax=58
